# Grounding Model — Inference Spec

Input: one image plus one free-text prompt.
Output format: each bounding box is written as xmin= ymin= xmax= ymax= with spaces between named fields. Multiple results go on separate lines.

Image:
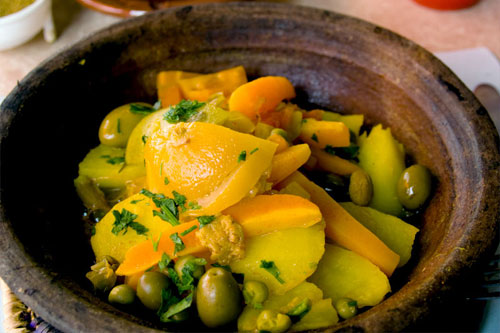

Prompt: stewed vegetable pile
xmin=76 ymin=66 xmax=431 ymax=331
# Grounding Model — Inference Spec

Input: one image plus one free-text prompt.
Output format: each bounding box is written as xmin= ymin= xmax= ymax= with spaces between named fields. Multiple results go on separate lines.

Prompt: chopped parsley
xmin=238 ymin=150 xmax=247 ymax=163
xmin=197 ymin=215 xmax=216 ymax=228
xmin=158 ymin=252 xmax=171 ymax=271
xmin=159 ymin=292 xmax=193 ymax=323
xmin=111 ymin=208 xmax=149 ymax=236
xmin=130 ymin=199 xmax=143 ymax=204
xmin=250 ymin=147 xmax=259 ymax=155
xmin=101 ymin=155 xmax=125 ymax=165
xmin=172 ymin=191 xmax=187 ymax=211
xmin=142 ymin=135 xmax=148 ymax=144
xmin=211 ymin=263 xmax=231 ymax=271
xmin=130 ymin=103 xmax=156 ymax=115
xmin=260 ymin=260 xmax=285 ymax=284
xmin=348 ymin=300 xmax=358 ymax=307
xmin=151 ymin=232 xmax=162 ymax=252
xmin=117 ymin=118 xmax=121 ymax=133
xmin=164 ymin=177 xmax=169 ymax=185
xmin=170 ymin=232 xmax=185 ymax=254
xmin=311 ymin=133 xmax=318 ymax=142
xmin=164 ymin=100 xmax=205 ymax=123
xmin=188 ymin=201 xmax=201 ymax=210
xmin=140 ymin=189 xmax=180 ymax=226
xmin=180 ymin=225 xmax=197 ymax=236
xmin=324 ymin=143 xmax=359 ymax=160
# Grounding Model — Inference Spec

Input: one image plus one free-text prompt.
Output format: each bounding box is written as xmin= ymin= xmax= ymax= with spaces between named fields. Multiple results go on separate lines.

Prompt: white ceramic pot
xmin=0 ymin=0 xmax=54 ymax=51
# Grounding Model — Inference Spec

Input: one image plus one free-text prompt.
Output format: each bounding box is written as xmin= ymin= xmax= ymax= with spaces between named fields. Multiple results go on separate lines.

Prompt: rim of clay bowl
xmin=0 ymin=2 xmax=499 ymax=332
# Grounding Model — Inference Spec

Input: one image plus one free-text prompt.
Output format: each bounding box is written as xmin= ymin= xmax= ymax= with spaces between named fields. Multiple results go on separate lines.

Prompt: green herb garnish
xmin=152 ymin=232 xmax=162 ymax=252
xmin=164 ymin=177 xmax=169 ymax=185
xmin=197 ymin=215 xmax=216 ymax=228
xmin=311 ymin=133 xmax=318 ymax=142
xmin=324 ymin=143 xmax=359 ymax=160
xmin=250 ymin=147 xmax=259 ymax=155
xmin=287 ymin=298 xmax=312 ymax=320
xmin=170 ymin=232 xmax=185 ymax=254
xmin=130 ymin=103 xmax=156 ymax=115
xmin=180 ymin=225 xmax=197 ymax=236
xmin=164 ymin=100 xmax=205 ymax=123
xmin=158 ymin=252 xmax=171 ymax=271
xmin=188 ymin=201 xmax=201 ymax=210
xmin=117 ymin=118 xmax=121 ymax=133
xmin=211 ymin=263 xmax=231 ymax=271
xmin=260 ymin=260 xmax=285 ymax=284
xmin=172 ymin=191 xmax=187 ymax=211
xmin=140 ymin=189 xmax=180 ymax=226
xmin=159 ymin=292 xmax=193 ymax=323
xmin=130 ymin=199 xmax=143 ymax=204
xmin=101 ymin=155 xmax=125 ymax=165
xmin=111 ymin=208 xmax=148 ymax=236
xmin=238 ymin=150 xmax=247 ymax=163
xmin=142 ymin=135 xmax=148 ymax=144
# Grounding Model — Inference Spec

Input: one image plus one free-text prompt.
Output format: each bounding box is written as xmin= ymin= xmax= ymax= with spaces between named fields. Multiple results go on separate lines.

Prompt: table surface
xmin=0 ymin=0 xmax=499 ymax=97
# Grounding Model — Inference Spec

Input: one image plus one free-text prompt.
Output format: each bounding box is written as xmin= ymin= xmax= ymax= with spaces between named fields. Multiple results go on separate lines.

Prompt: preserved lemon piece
xmin=144 ymin=122 xmax=277 ymax=216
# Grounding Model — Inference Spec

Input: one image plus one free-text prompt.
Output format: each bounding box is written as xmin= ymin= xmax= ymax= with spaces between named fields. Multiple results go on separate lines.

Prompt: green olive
xmin=108 ymin=284 xmax=135 ymax=305
xmin=98 ymin=103 xmax=152 ymax=147
xmin=196 ymin=267 xmax=242 ymax=327
xmin=349 ymin=169 xmax=373 ymax=206
xmin=335 ymin=298 xmax=358 ymax=320
xmin=256 ymin=309 xmax=292 ymax=333
xmin=136 ymin=272 xmax=170 ymax=310
xmin=242 ymin=280 xmax=268 ymax=308
xmin=397 ymin=164 xmax=431 ymax=210
xmin=174 ymin=255 xmax=205 ymax=280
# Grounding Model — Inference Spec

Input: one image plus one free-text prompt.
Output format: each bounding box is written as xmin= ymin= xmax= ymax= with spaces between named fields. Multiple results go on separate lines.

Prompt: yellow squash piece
xmin=178 ymin=66 xmax=247 ymax=102
xmin=78 ymin=144 xmax=145 ymax=190
xmin=91 ymin=193 xmax=173 ymax=263
xmin=340 ymin=202 xmax=419 ymax=267
xmin=299 ymin=119 xmax=350 ymax=149
xmin=278 ymin=172 xmax=400 ymax=277
xmin=308 ymin=244 xmax=391 ymax=308
xmin=145 ymin=122 xmax=277 ymax=216
xmin=322 ymin=111 xmax=364 ymax=136
xmin=230 ymin=222 xmax=325 ymax=295
xmin=223 ymin=194 xmax=322 ymax=237
xmin=358 ymin=124 xmax=405 ymax=215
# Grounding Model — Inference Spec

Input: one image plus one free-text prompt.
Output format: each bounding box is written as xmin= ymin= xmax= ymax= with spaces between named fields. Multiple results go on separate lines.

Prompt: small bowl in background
xmin=0 ymin=0 xmax=54 ymax=51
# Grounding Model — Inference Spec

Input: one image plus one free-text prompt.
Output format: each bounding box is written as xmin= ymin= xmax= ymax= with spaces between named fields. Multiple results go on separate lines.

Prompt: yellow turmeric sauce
xmin=0 ymin=0 xmax=35 ymax=17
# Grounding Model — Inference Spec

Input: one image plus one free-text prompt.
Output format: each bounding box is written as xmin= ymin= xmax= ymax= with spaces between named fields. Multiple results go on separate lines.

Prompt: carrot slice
xmin=229 ymin=76 xmax=296 ymax=121
xmin=115 ymin=220 xmax=205 ymax=276
xmin=277 ymin=171 xmax=400 ymax=276
xmin=269 ymin=144 xmax=311 ymax=184
xmin=223 ymin=194 xmax=322 ymax=237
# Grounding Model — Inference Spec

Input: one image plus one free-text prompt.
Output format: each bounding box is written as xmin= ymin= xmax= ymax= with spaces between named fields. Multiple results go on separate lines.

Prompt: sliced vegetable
xmin=358 ymin=124 xmax=405 ymax=215
xmin=277 ymin=172 xmax=400 ymax=276
xmin=299 ymin=119 xmax=350 ymax=149
xmin=223 ymin=194 xmax=322 ymax=237
xmin=340 ymin=202 xmax=419 ymax=267
xmin=157 ymin=70 xmax=200 ymax=107
xmin=308 ymin=243 xmax=391 ymax=307
xmin=269 ymin=144 xmax=311 ymax=184
xmin=311 ymin=147 xmax=361 ymax=176
xmin=229 ymin=76 xmax=296 ymax=121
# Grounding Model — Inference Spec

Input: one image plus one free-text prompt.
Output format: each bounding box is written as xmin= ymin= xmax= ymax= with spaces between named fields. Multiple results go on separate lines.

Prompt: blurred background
xmin=0 ymin=0 xmax=499 ymax=332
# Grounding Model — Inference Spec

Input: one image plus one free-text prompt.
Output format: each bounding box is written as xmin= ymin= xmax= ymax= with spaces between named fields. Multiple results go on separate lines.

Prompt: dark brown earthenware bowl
xmin=1 ymin=2 xmax=499 ymax=332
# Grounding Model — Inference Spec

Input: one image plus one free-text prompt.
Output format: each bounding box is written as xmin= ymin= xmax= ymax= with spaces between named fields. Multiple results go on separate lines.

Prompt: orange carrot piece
xmin=223 ymin=194 xmax=322 ymax=237
xmin=312 ymin=148 xmax=361 ymax=176
xmin=157 ymin=70 xmax=200 ymax=107
xmin=277 ymin=172 xmax=400 ymax=276
xmin=299 ymin=119 xmax=350 ymax=149
xmin=269 ymin=144 xmax=311 ymax=184
xmin=179 ymin=66 xmax=247 ymax=102
xmin=229 ymin=76 xmax=296 ymax=121
xmin=116 ymin=220 xmax=205 ymax=276
xmin=302 ymin=109 xmax=324 ymax=120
